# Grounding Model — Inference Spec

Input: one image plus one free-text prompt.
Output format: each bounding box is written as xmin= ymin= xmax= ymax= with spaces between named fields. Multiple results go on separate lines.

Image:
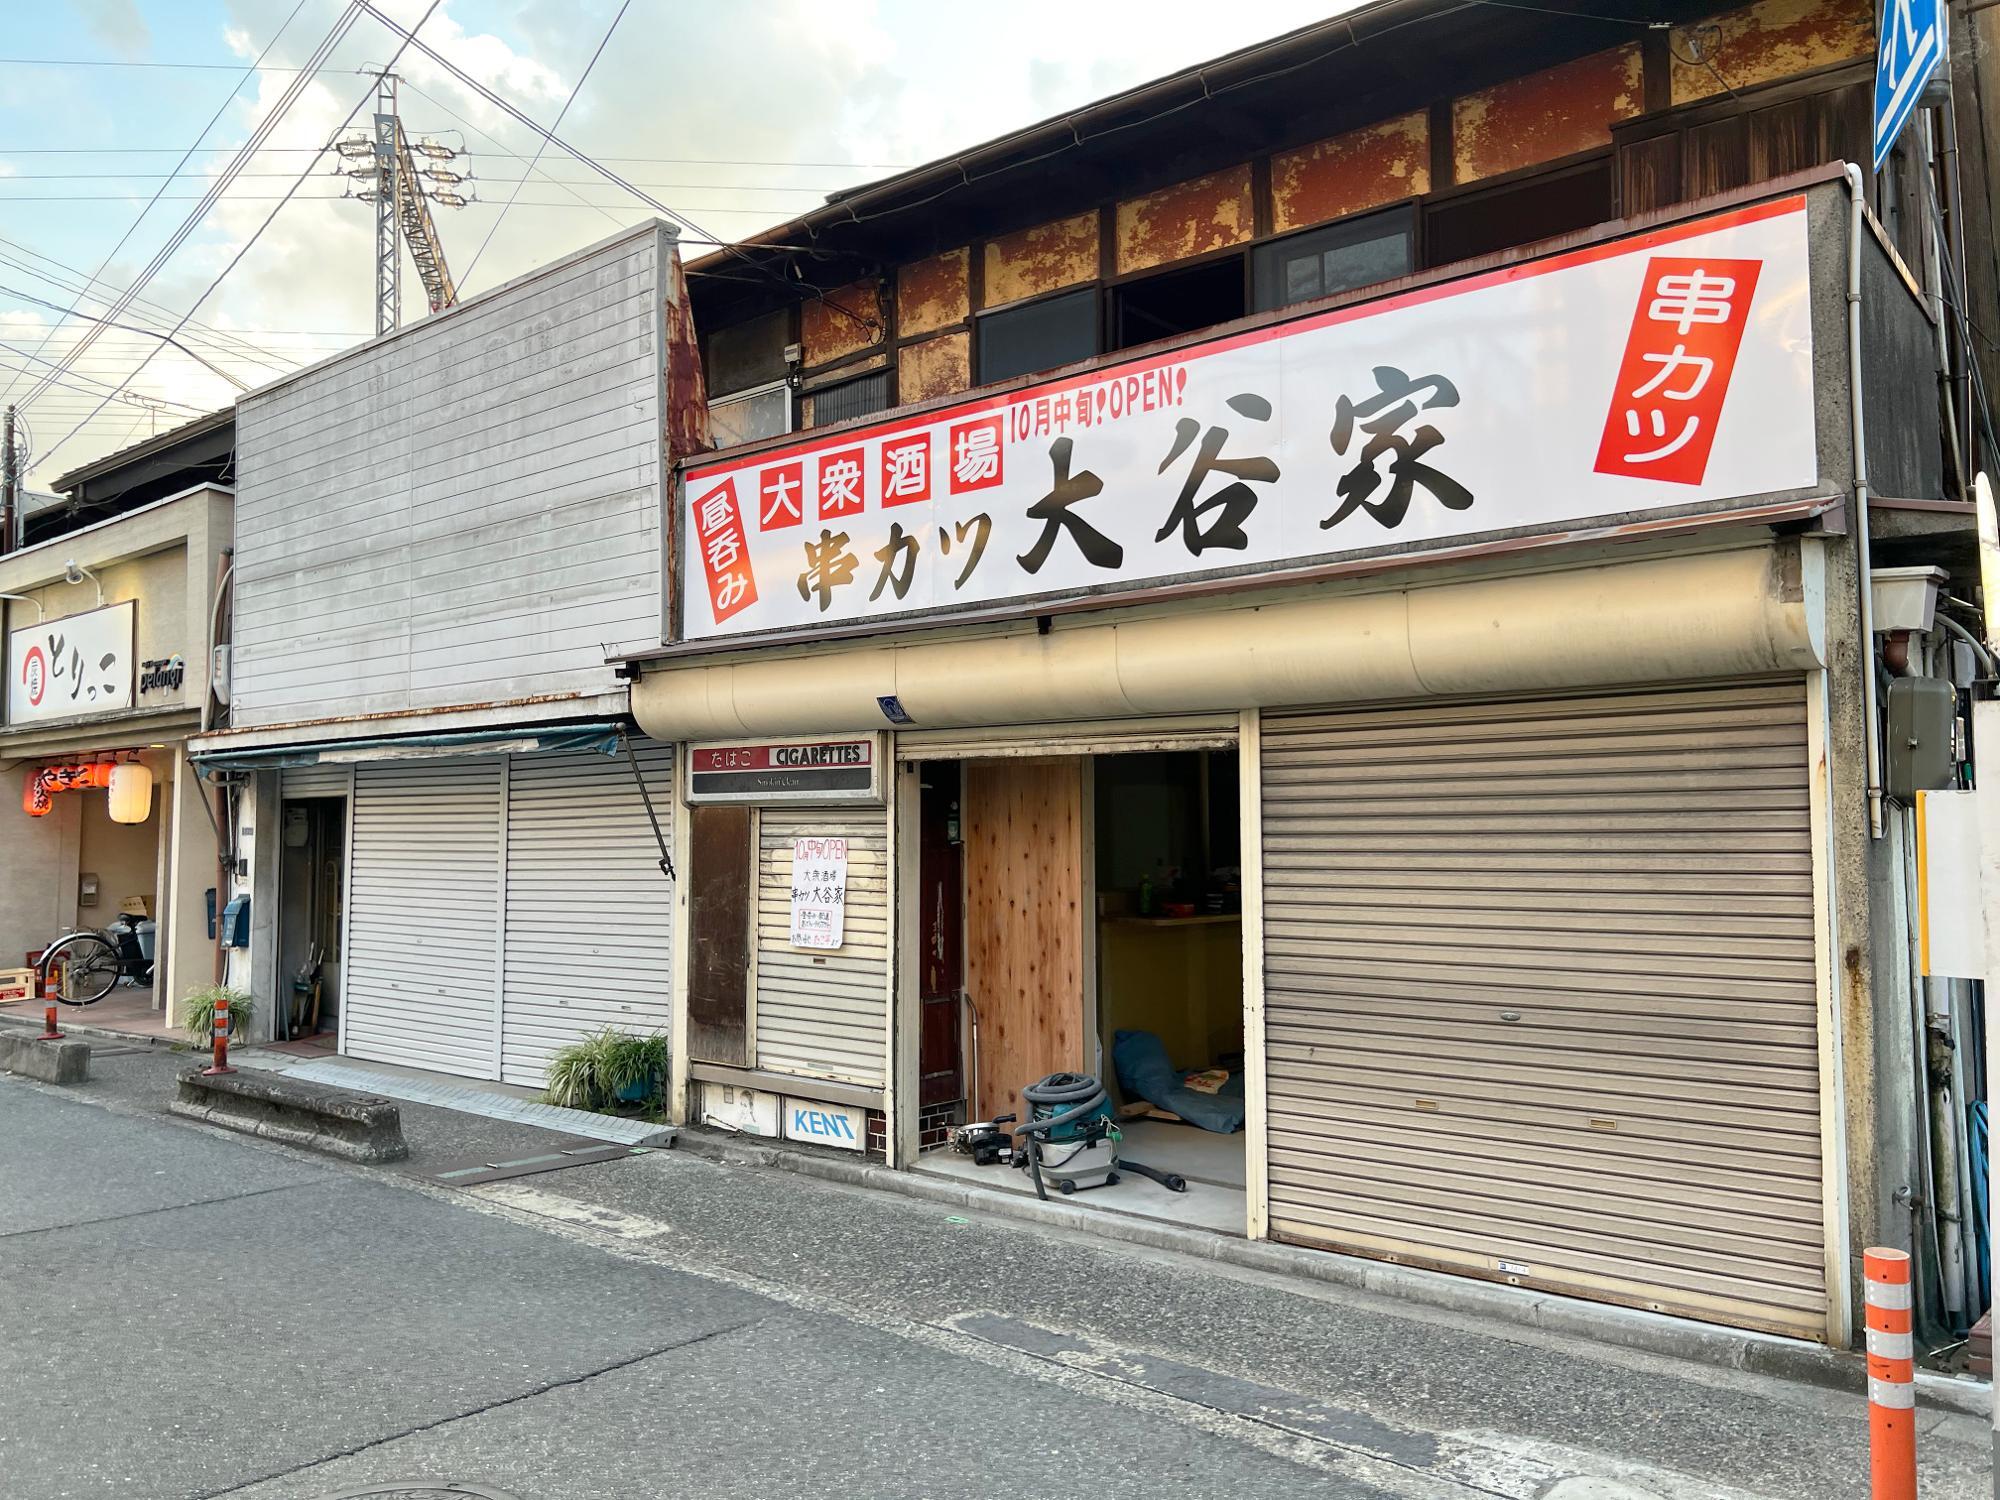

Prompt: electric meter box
xmin=1885 ymin=676 xmax=1956 ymax=799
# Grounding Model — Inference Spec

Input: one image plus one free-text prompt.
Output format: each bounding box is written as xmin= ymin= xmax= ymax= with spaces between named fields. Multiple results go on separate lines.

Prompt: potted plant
xmin=181 ymin=985 xmax=255 ymax=1049
xmin=544 ymin=1029 xmax=669 ymax=1115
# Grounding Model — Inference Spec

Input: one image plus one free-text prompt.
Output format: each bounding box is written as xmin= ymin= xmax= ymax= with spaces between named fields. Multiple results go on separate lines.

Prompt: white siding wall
xmin=231 ymin=226 xmax=666 ymax=727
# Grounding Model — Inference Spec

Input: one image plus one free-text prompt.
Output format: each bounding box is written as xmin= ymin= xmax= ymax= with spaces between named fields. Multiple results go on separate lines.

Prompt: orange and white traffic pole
xmin=1863 ymin=1246 xmax=1917 ymax=1500
xmin=200 ymin=993 xmax=234 ymax=1076
xmin=37 ymin=959 xmax=63 ymax=1041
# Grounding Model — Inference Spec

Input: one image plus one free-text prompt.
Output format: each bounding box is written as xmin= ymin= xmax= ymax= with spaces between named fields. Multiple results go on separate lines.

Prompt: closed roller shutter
xmin=282 ymin=763 xmax=350 ymax=800
xmin=754 ymin=807 xmax=888 ymax=1085
xmin=344 ymin=758 xmax=502 ymax=1079
xmin=1259 ymin=681 xmax=1825 ymax=1338
xmin=500 ymin=744 xmax=675 ymax=1088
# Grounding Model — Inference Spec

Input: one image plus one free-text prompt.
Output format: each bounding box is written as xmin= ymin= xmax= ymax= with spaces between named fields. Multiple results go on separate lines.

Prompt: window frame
xmin=973 ymin=283 xmax=1103 ymax=387
xmin=707 ymin=377 xmax=794 ymax=453
xmin=1250 ymin=204 xmax=1419 ymax=315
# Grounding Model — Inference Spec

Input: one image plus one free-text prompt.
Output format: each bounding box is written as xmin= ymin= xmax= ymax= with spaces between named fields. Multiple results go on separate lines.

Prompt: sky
xmin=0 ymin=0 xmax=1349 ymax=488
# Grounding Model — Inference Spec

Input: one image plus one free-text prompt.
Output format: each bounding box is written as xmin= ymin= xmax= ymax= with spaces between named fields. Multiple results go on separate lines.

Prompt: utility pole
xmin=2 ymin=404 xmax=18 ymax=556
xmin=336 ymin=71 xmax=469 ymax=337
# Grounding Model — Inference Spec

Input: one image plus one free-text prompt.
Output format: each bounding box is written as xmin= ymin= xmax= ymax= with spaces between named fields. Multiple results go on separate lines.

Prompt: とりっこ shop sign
xmin=789 ymin=835 xmax=849 ymax=950
xmin=8 ymin=602 xmax=136 ymax=725
xmin=682 ymin=196 xmax=1818 ymax=642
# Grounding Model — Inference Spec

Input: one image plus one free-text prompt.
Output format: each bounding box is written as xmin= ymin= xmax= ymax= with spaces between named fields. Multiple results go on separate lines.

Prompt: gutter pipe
xmin=1844 ymin=163 xmax=1885 ymax=840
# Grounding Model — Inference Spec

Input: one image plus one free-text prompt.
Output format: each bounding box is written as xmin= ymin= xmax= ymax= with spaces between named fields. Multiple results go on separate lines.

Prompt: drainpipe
xmin=1844 ymin=164 xmax=1886 ymax=841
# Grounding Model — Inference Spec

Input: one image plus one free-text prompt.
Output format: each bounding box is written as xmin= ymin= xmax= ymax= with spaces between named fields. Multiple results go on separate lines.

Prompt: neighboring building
xmin=611 ymin=0 xmax=1994 ymax=1354
xmin=0 ymin=412 xmax=235 ymax=1026
xmin=188 ymin=223 xmax=701 ymax=1075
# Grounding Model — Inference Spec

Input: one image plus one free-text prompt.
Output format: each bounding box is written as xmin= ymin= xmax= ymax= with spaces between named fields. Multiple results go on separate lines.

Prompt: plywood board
xmin=963 ymin=758 xmax=1085 ymax=1120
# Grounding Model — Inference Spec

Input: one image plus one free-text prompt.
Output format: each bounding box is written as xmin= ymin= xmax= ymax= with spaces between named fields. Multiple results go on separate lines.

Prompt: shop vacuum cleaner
xmin=952 ymin=1072 xmax=1188 ymax=1201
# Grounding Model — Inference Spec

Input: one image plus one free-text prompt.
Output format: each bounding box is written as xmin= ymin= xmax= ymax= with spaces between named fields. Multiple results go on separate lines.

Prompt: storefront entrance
xmin=915 ymin=743 xmax=1247 ymax=1235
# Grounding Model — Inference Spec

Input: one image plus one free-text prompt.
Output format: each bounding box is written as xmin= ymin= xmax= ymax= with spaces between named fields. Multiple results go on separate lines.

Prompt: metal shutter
xmin=753 ymin=807 xmax=889 ymax=1086
xmin=500 ymin=745 xmax=675 ymax=1088
xmin=1259 ymin=681 xmax=1825 ymax=1338
xmin=282 ymin=763 xmax=350 ymax=800
xmin=343 ymin=758 xmax=502 ymax=1079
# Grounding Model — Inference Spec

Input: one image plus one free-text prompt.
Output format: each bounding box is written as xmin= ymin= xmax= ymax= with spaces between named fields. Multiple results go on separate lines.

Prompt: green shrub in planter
xmin=181 ymin=985 xmax=256 ymax=1048
xmin=544 ymin=1029 xmax=669 ymax=1114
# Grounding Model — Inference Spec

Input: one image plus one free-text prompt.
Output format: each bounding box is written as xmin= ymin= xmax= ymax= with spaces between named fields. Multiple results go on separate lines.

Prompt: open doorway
xmin=914 ymin=745 xmax=1245 ymax=1235
xmin=275 ymin=795 xmax=344 ymax=1046
xmin=1092 ymin=750 xmax=1245 ymax=1228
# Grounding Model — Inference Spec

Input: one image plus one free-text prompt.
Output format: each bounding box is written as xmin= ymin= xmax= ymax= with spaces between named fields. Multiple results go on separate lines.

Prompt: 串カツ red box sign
xmin=682 ymin=195 xmax=1819 ymax=642
xmin=687 ymin=736 xmax=882 ymax=804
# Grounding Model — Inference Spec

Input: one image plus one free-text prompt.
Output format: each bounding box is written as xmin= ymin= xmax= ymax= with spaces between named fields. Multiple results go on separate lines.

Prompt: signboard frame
xmin=675 ymin=195 xmax=1820 ymax=648
xmin=686 ymin=734 xmax=885 ymax=804
xmin=7 ymin=601 xmax=138 ymax=727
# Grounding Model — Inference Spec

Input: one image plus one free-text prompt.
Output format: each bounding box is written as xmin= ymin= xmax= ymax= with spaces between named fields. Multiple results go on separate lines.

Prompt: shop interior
xmin=68 ymin=758 xmax=166 ymax=1035
xmin=274 ymin=793 xmax=345 ymax=1046
xmin=916 ymin=748 xmax=1246 ymax=1235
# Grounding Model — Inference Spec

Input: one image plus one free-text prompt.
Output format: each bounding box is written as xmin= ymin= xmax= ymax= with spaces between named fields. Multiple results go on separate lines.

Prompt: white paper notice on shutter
xmin=789 ymin=836 xmax=848 ymax=950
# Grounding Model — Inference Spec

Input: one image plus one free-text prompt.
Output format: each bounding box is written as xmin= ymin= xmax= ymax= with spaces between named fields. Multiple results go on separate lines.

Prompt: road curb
xmin=671 ymin=1127 xmax=1994 ymax=1420
xmin=0 ymin=1012 xmax=183 ymax=1051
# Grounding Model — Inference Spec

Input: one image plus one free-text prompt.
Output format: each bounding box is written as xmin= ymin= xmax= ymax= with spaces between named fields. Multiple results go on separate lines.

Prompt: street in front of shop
xmin=1 ymin=1038 xmax=1989 ymax=1500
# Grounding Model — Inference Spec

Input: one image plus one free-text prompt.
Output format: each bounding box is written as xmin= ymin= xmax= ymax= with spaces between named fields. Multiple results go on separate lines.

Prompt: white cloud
xmin=72 ymin=0 xmax=153 ymax=62
xmin=26 ymin=0 xmax=1348 ymax=483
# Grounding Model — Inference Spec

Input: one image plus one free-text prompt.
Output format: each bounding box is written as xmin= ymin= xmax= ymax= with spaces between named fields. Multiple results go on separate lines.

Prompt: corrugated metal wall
xmin=343 ymin=758 xmax=503 ymax=1077
xmin=230 ymin=226 xmax=666 ymax=726
xmin=1259 ymin=681 xmax=1826 ymax=1338
xmin=753 ymin=807 xmax=889 ymax=1086
xmin=499 ymin=746 xmax=675 ymax=1087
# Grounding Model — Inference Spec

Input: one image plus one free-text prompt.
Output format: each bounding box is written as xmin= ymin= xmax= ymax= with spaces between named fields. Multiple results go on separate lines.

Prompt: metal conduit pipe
xmin=1843 ymin=163 xmax=1886 ymax=841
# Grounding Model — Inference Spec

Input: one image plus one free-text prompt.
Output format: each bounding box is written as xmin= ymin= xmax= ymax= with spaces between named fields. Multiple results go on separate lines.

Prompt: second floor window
xmin=1252 ymin=208 xmax=1415 ymax=313
xmin=977 ymin=287 xmax=1099 ymax=385
xmin=710 ymin=381 xmax=791 ymax=449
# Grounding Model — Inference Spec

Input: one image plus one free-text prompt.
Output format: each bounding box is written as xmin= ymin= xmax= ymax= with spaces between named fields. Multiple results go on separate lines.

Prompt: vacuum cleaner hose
xmin=1014 ymin=1072 xmax=1107 ymax=1141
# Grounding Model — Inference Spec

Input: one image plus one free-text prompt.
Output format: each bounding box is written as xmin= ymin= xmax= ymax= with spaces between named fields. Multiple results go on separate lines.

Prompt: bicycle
xmin=37 ymin=916 xmax=154 ymax=1006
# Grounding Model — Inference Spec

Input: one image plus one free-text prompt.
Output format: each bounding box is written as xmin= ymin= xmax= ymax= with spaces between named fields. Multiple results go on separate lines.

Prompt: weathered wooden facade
xmin=622 ymin=0 xmax=1995 ymax=1351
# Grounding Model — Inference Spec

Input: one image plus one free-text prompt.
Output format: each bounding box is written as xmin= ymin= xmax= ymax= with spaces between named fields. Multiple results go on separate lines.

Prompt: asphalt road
xmin=0 ymin=1039 xmax=1990 ymax=1500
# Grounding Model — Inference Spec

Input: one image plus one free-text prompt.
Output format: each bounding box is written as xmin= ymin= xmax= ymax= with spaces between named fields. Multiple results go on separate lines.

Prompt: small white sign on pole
xmin=1916 ymin=789 xmax=1987 ymax=979
xmin=789 ymin=835 xmax=848 ymax=950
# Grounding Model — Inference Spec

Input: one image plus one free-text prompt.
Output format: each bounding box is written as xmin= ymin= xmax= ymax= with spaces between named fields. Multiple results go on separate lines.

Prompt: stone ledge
xmin=170 ymin=1066 xmax=408 ymax=1164
xmin=0 ymin=1032 xmax=89 ymax=1085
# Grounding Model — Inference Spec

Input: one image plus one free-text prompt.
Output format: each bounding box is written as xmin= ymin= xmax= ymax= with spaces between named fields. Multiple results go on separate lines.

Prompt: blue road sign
xmin=1873 ymin=0 xmax=1947 ymax=172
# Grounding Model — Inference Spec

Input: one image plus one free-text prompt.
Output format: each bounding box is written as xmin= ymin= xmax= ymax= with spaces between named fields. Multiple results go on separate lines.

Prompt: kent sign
xmin=681 ymin=197 xmax=1818 ymax=642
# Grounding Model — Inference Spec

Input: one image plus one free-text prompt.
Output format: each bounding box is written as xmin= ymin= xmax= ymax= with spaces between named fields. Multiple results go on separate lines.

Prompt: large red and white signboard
xmin=682 ymin=197 xmax=1817 ymax=641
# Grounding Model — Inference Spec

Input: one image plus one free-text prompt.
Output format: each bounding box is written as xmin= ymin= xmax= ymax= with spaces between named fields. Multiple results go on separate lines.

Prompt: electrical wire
xmin=457 ymin=0 xmax=631 ymax=293
xmin=16 ymin=1 xmax=362 ymax=415
xmin=0 ymin=283 xmax=252 ymax=391
xmin=0 ymin=147 xmax=914 ymax=167
xmin=30 ymin=0 xmax=447 ymax=476
xmin=0 ymin=0 xmax=314 ymax=409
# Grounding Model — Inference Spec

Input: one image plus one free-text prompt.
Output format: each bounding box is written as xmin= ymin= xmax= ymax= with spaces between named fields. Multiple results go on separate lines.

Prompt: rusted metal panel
xmin=800 ymin=278 xmax=886 ymax=367
xmin=1114 ymin=164 xmax=1254 ymax=275
xmin=1454 ymin=44 xmax=1643 ymax=184
xmin=1272 ymin=111 xmax=1430 ymax=234
xmin=663 ymin=243 xmax=709 ymax=466
xmin=897 ymin=332 xmax=971 ymax=404
xmin=1671 ymin=0 xmax=1872 ymax=106
xmin=982 ymin=212 xmax=1099 ymax=308
xmin=897 ymin=247 xmax=970 ymax=337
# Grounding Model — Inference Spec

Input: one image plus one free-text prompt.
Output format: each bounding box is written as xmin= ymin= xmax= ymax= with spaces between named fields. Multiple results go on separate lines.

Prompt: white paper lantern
xmin=107 ymin=762 xmax=153 ymax=824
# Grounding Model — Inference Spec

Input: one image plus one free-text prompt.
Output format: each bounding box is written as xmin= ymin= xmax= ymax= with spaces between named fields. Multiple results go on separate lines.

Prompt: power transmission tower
xmin=336 ymin=72 xmax=470 ymax=336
